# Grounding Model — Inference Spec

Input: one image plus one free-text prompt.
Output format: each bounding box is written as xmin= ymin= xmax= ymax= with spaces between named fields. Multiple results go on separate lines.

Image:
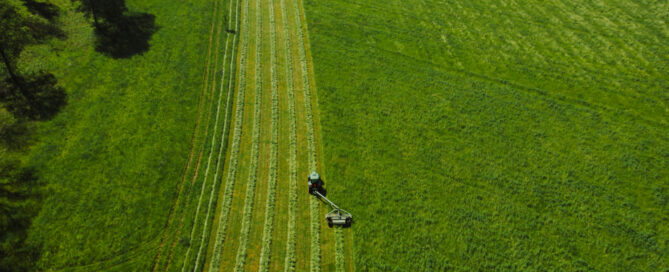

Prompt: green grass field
xmin=20 ymin=0 xmax=351 ymax=270
xmin=304 ymin=0 xmax=668 ymax=270
xmin=9 ymin=0 xmax=667 ymax=271
xmin=20 ymin=0 xmax=215 ymax=270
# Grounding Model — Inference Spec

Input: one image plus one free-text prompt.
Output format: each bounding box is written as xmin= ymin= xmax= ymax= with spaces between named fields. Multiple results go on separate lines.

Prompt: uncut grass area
xmin=304 ymin=0 xmax=668 ymax=271
xmin=20 ymin=0 xmax=216 ymax=270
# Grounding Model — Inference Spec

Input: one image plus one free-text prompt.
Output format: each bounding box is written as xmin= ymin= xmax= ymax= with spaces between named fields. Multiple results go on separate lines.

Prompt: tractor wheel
xmin=328 ymin=221 xmax=333 ymax=228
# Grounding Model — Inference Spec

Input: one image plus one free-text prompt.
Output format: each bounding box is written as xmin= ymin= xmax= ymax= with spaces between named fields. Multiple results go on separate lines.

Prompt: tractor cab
xmin=308 ymin=172 xmax=326 ymax=196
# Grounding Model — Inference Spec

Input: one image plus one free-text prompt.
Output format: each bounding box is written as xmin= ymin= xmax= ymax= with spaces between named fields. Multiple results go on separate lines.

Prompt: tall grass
xmin=304 ymin=0 xmax=669 ymax=270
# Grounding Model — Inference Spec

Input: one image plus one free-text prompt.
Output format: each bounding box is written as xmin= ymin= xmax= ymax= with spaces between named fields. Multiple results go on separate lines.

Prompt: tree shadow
xmin=0 ymin=162 xmax=43 ymax=272
xmin=0 ymin=108 xmax=31 ymax=150
xmin=95 ymin=12 xmax=159 ymax=59
xmin=21 ymin=0 xmax=60 ymax=21
xmin=0 ymin=72 xmax=67 ymax=121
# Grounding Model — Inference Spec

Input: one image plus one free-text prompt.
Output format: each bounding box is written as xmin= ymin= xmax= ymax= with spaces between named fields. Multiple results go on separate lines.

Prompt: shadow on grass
xmin=0 ymin=162 xmax=43 ymax=272
xmin=21 ymin=0 xmax=60 ymax=21
xmin=95 ymin=12 xmax=159 ymax=59
xmin=0 ymin=72 xmax=67 ymax=121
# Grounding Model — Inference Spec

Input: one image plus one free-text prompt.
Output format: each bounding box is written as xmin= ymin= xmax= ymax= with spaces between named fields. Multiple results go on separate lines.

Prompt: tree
xmin=0 ymin=2 xmax=35 ymax=102
xmin=0 ymin=1 xmax=65 ymax=121
xmin=0 ymin=72 xmax=66 ymax=121
xmin=0 ymin=2 xmax=61 ymax=270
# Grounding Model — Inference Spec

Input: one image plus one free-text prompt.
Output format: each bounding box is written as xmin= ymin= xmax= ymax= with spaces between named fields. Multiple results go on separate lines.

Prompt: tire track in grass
xmin=206 ymin=0 xmax=251 ymax=269
xmin=279 ymin=0 xmax=298 ymax=270
xmin=179 ymin=0 xmax=237 ymax=269
xmin=232 ymin=0 xmax=263 ymax=269
xmin=290 ymin=0 xmax=319 ymax=270
xmin=257 ymin=0 xmax=279 ymax=269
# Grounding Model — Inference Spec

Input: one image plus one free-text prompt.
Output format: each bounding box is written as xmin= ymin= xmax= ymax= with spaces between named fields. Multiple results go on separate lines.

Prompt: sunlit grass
xmin=305 ymin=0 xmax=668 ymax=270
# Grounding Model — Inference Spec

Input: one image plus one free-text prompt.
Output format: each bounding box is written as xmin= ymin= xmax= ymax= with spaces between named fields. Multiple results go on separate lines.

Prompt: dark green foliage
xmin=0 ymin=2 xmax=32 ymax=58
xmin=0 ymin=1 xmax=63 ymax=270
xmin=21 ymin=0 xmax=60 ymax=21
xmin=0 ymin=1 xmax=63 ymax=55
xmin=0 ymin=72 xmax=66 ymax=121
xmin=0 ymin=109 xmax=30 ymax=149
xmin=305 ymin=0 xmax=668 ymax=270
xmin=0 ymin=150 xmax=41 ymax=272
xmin=0 ymin=0 xmax=65 ymax=121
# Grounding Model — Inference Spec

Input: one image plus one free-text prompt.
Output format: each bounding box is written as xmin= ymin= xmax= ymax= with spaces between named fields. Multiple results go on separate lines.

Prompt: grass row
xmin=257 ymin=0 xmax=280 ymax=270
xmin=290 ymin=0 xmax=321 ymax=270
xmin=162 ymin=3 xmax=222 ymax=268
xmin=232 ymin=0 xmax=264 ymax=269
xmin=280 ymin=0 xmax=299 ymax=270
xmin=206 ymin=0 xmax=251 ymax=270
xmin=191 ymin=14 xmax=239 ymax=272
xmin=334 ymin=228 xmax=345 ymax=272
xmin=177 ymin=0 xmax=236 ymax=270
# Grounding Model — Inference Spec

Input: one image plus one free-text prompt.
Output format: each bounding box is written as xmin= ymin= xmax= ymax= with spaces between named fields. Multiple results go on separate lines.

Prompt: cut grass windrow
xmin=206 ymin=0 xmax=250 ymax=270
xmin=190 ymin=0 xmax=242 ymax=269
xmin=334 ymin=228 xmax=345 ymax=272
xmin=280 ymin=0 xmax=298 ymax=270
xmin=232 ymin=0 xmax=263 ymax=269
xmin=179 ymin=0 xmax=238 ymax=270
xmin=258 ymin=0 xmax=279 ymax=270
xmin=191 ymin=14 xmax=240 ymax=272
xmin=291 ymin=0 xmax=320 ymax=270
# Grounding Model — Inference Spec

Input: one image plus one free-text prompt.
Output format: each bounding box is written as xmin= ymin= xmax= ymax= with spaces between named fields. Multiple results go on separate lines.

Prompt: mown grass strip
xmin=258 ymin=0 xmax=279 ymax=270
xmin=179 ymin=0 xmax=232 ymax=269
xmin=334 ymin=228 xmax=344 ymax=272
xmin=232 ymin=0 xmax=263 ymax=269
xmin=206 ymin=0 xmax=251 ymax=270
xmin=163 ymin=0 xmax=238 ymax=265
xmin=191 ymin=5 xmax=240 ymax=271
xmin=290 ymin=0 xmax=320 ymax=270
xmin=280 ymin=0 xmax=298 ymax=270
xmin=291 ymin=0 xmax=316 ymax=170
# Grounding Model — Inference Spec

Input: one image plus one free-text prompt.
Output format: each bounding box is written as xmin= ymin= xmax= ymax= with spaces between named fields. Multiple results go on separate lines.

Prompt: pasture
xmin=305 ymin=0 xmax=668 ymax=270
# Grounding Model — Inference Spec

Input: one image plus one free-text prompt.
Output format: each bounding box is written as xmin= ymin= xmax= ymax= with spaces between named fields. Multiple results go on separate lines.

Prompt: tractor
xmin=307 ymin=172 xmax=353 ymax=228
